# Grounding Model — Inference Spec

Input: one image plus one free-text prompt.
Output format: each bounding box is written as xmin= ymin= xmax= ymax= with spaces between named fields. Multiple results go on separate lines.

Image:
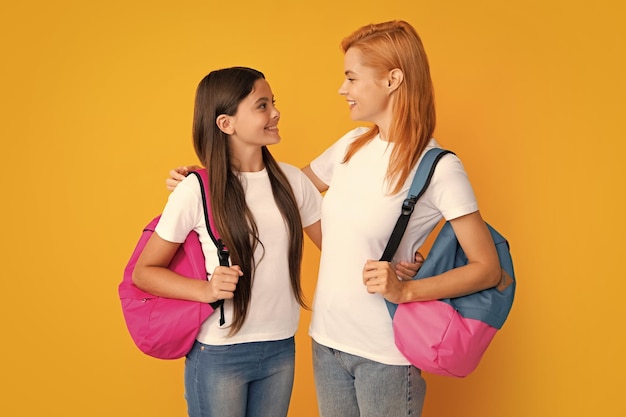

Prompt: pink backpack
xmin=119 ymin=170 xmax=228 ymax=359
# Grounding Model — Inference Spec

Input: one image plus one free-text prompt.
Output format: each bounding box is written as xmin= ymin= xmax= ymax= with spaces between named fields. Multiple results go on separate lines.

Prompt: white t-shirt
xmin=156 ymin=162 xmax=322 ymax=345
xmin=308 ymin=127 xmax=478 ymax=365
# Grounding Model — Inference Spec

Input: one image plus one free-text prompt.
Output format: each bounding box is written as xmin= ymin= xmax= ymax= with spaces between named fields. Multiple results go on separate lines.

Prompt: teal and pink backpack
xmin=381 ymin=149 xmax=516 ymax=377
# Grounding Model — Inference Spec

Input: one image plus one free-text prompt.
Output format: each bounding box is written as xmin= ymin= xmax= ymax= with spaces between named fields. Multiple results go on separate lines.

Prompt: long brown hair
xmin=192 ymin=67 xmax=306 ymax=335
xmin=341 ymin=20 xmax=437 ymax=194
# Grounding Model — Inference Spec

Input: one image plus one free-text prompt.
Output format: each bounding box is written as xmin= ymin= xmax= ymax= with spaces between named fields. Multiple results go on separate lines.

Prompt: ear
xmin=387 ymin=68 xmax=404 ymax=94
xmin=216 ymin=114 xmax=234 ymax=135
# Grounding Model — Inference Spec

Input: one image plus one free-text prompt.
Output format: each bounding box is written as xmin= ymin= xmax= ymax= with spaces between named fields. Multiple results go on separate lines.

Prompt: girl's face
xmin=227 ymin=78 xmax=281 ymax=150
xmin=338 ymin=47 xmax=392 ymax=129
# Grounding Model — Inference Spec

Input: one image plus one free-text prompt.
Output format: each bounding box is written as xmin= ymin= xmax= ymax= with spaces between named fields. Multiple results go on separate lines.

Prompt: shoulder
xmin=343 ymin=126 xmax=370 ymax=140
xmin=277 ymin=162 xmax=308 ymax=185
xmin=177 ymin=171 xmax=203 ymax=195
xmin=277 ymin=161 xmax=301 ymax=176
xmin=277 ymin=162 xmax=321 ymax=198
xmin=163 ymin=172 xmax=204 ymax=209
xmin=421 ymin=141 xmax=466 ymax=173
xmin=277 ymin=162 xmax=314 ymax=189
xmin=419 ymin=143 xmax=477 ymax=215
xmin=312 ymin=126 xmax=370 ymax=164
xmin=335 ymin=126 xmax=370 ymax=147
xmin=277 ymin=162 xmax=309 ymax=186
xmin=322 ymin=126 xmax=371 ymax=155
xmin=155 ymin=171 xmax=205 ymax=242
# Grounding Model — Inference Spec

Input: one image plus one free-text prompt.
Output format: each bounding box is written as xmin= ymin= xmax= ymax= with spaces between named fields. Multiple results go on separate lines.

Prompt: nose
xmin=338 ymin=80 xmax=348 ymax=96
xmin=272 ymin=107 xmax=280 ymax=120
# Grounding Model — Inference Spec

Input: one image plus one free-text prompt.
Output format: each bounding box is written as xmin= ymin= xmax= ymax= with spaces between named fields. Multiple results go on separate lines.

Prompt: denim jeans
xmin=312 ymin=339 xmax=426 ymax=417
xmin=184 ymin=337 xmax=295 ymax=417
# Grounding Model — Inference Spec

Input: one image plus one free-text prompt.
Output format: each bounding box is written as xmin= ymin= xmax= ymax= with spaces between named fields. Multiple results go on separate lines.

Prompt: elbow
xmin=485 ymin=263 xmax=502 ymax=288
xmin=131 ymin=267 xmax=146 ymax=289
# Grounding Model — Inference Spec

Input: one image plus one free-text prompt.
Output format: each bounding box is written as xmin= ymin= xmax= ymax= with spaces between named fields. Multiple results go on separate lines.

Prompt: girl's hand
xmin=363 ymin=260 xmax=406 ymax=304
xmin=166 ymin=165 xmax=202 ymax=191
xmin=395 ymin=251 xmax=424 ymax=280
xmin=206 ymin=265 xmax=242 ymax=303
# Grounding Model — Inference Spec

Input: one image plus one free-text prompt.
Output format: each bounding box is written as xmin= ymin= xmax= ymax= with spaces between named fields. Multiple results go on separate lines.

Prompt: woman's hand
xmin=395 ymin=251 xmax=424 ymax=280
xmin=166 ymin=165 xmax=202 ymax=191
xmin=362 ymin=260 xmax=406 ymax=304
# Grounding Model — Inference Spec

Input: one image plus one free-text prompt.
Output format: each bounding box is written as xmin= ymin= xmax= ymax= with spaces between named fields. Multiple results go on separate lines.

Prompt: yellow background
xmin=1 ymin=0 xmax=624 ymax=416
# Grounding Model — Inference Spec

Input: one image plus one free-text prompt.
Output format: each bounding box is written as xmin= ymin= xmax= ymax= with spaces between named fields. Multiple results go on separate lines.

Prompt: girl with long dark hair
xmin=133 ymin=66 xmax=322 ymax=417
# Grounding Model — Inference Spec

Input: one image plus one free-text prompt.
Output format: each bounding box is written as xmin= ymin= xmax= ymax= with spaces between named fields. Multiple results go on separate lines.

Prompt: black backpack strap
xmin=380 ymin=149 xmax=454 ymax=262
xmin=189 ymin=170 xmax=227 ymax=326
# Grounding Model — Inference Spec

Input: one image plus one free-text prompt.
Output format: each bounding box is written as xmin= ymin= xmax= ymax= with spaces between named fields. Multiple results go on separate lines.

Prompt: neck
xmin=373 ymin=109 xmax=393 ymax=141
xmin=236 ymin=162 xmax=265 ymax=172
xmin=377 ymin=124 xmax=390 ymax=142
xmin=230 ymin=149 xmax=265 ymax=172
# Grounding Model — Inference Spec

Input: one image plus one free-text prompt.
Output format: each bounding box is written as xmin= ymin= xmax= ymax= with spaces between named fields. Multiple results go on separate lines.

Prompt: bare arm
xmin=132 ymin=232 xmax=242 ymax=303
xmin=301 ymin=165 xmax=328 ymax=193
xmin=304 ymin=220 xmax=322 ymax=250
xmin=363 ymin=211 xmax=501 ymax=304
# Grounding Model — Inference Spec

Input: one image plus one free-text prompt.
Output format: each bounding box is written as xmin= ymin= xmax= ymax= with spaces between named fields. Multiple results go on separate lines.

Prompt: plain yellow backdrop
xmin=1 ymin=0 xmax=624 ymax=416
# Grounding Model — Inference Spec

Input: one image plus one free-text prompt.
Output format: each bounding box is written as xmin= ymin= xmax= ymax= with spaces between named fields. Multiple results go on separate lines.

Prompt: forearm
xmin=301 ymin=165 xmax=328 ymax=193
xmin=399 ymin=211 xmax=501 ymax=303
xmin=400 ymin=262 xmax=500 ymax=303
xmin=304 ymin=220 xmax=322 ymax=250
xmin=133 ymin=266 xmax=213 ymax=303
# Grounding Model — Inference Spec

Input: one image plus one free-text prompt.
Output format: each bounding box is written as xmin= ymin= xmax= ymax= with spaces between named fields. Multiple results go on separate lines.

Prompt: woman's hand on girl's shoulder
xmin=166 ymin=165 xmax=202 ymax=191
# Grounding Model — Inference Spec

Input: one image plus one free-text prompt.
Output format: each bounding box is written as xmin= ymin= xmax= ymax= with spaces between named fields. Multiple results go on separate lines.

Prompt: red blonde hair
xmin=341 ymin=20 xmax=436 ymax=194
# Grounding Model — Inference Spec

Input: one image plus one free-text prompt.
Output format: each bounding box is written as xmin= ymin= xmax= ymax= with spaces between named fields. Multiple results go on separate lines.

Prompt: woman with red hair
xmin=303 ymin=20 xmax=500 ymax=416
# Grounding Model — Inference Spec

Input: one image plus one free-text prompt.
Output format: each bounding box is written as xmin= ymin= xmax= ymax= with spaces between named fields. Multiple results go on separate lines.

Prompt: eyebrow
xmin=254 ymin=97 xmax=271 ymax=104
xmin=344 ymin=70 xmax=356 ymax=76
xmin=253 ymin=96 xmax=275 ymax=106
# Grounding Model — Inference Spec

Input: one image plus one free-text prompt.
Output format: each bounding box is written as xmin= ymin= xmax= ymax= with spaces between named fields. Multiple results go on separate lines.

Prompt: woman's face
xmin=338 ymin=47 xmax=392 ymax=129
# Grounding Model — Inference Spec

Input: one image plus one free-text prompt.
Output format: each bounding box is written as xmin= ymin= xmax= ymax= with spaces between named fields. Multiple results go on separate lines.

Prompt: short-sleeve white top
xmin=308 ymin=127 xmax=478 ymax=365
xmin=155 ymin=162 xmax=322 ymax=345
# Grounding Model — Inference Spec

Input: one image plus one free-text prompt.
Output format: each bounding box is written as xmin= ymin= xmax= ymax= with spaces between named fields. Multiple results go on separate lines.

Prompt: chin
xmin=349 ymin=110 xmax=363 ymax=121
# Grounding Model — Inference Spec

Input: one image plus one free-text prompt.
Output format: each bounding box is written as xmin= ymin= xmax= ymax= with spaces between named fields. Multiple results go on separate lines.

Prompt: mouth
xmin=266 ymin=125 xmax=279 ymax=133
xmin=347 ymin=100 xmax=356 ymax=109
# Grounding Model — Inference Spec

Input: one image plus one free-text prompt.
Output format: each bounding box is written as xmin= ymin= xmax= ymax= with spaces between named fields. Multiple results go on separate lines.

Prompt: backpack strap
xmin=189 ymin=170 xmax=228 ymax=325
xmin=379 ymin=148 xmax=454 ymax=262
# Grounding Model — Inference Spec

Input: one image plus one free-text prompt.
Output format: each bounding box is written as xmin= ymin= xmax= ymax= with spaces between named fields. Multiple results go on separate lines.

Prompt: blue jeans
xmin=312 ymin=339 xmax=426 ymax=417
xmin=184 ymin=337 xmax=295 ymax=417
